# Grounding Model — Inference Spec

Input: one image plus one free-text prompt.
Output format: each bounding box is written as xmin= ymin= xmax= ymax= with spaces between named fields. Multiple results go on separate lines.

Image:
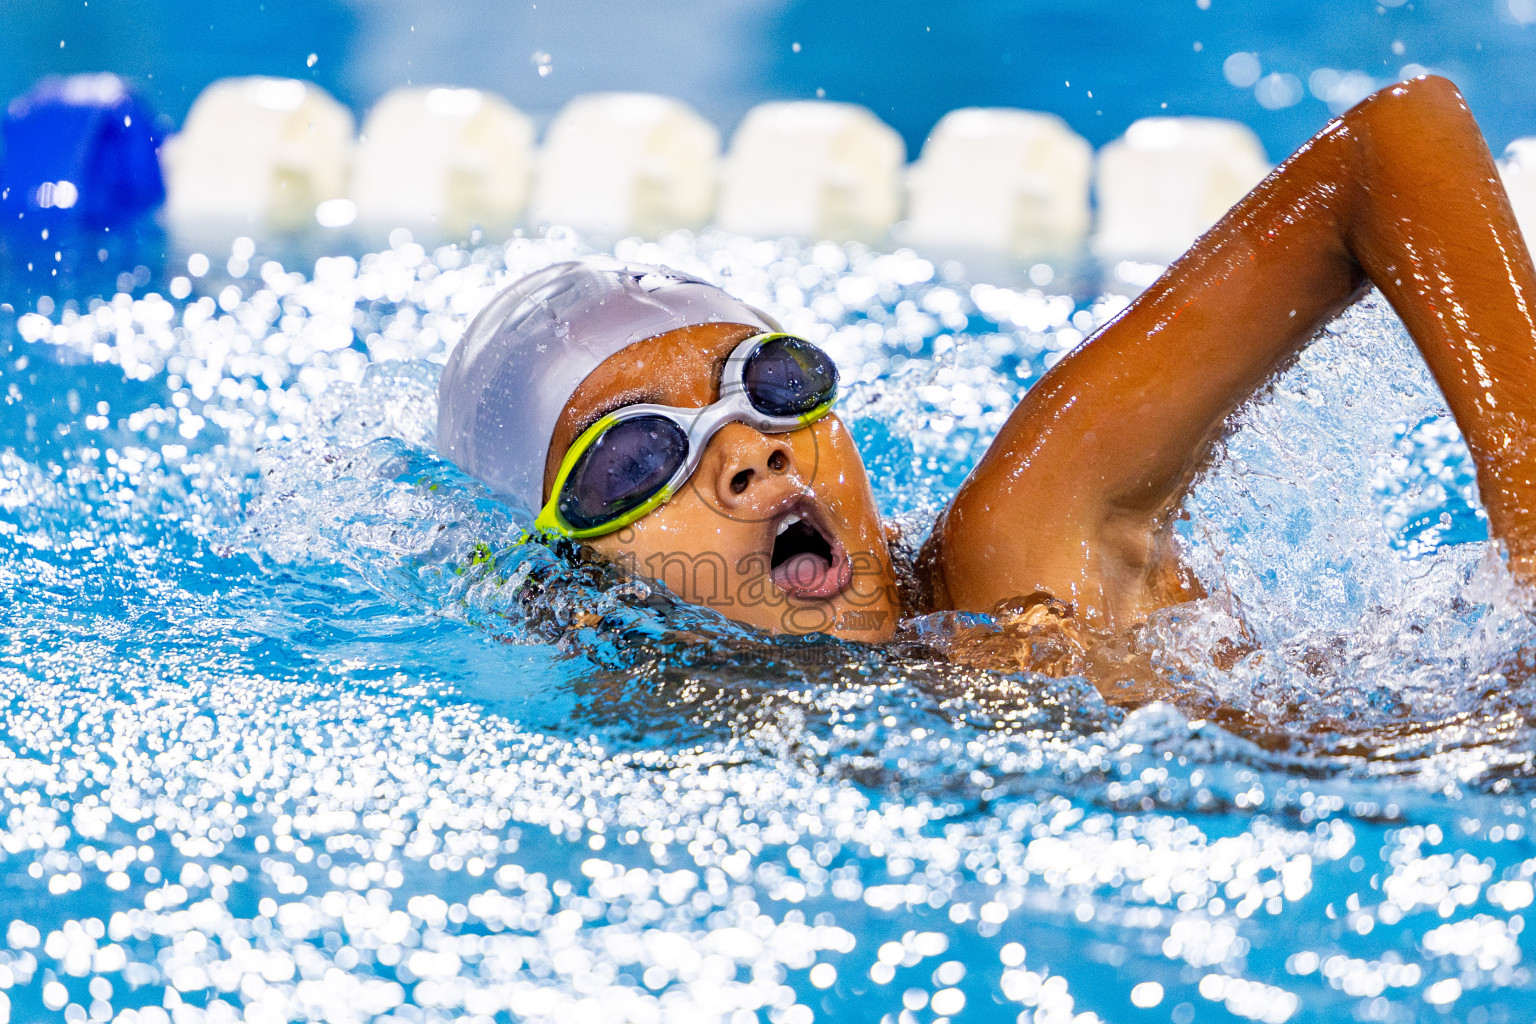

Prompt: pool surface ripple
xmin=1 ymin=230 xmax=1534 ymax=1024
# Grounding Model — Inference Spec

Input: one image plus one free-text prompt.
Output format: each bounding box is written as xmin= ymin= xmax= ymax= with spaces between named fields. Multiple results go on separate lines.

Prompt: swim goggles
xmin=532 ymin=332 xmax=839 ymax=540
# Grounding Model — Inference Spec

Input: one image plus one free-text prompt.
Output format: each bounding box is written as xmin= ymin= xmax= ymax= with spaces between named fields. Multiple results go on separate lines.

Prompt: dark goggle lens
xmin=742 ymin=336 xmax=838 ymax=417
xmin=557 ymin=415 xmax=689 ymax=531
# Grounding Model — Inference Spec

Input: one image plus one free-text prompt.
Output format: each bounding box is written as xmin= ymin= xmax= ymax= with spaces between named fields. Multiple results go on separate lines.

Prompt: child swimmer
xmin=438 ymin=76 xmax=1536 ymax=701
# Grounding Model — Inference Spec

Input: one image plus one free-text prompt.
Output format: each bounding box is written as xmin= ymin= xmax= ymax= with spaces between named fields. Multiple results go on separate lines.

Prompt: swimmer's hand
xmin=932 ymin=592 xmax=1179 ymax=708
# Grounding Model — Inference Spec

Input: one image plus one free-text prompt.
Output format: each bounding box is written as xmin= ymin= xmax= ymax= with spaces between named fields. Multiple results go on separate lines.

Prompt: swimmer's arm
xmin=922 ymin=75 xmax=1536 ymax=624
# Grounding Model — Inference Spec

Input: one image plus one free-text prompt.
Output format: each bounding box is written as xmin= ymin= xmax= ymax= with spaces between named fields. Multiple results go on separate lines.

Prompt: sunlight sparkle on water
xmin=0 ymin=227 xmax=1533 ymax=1022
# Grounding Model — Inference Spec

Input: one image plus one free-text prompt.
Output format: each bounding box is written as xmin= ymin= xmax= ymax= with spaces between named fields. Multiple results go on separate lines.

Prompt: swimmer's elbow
xmin=1330 ymin=74 xmax=1482 ymax=181
xmin=1387 ymin=72 xmax=1460 ymax=100
xmin=1348 ymin=73 xmax=1466 ymax=126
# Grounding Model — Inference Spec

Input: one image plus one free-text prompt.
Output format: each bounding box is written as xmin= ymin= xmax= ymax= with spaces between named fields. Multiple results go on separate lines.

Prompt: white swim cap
xmin=437 ymin=257 xmax=776 ymax=513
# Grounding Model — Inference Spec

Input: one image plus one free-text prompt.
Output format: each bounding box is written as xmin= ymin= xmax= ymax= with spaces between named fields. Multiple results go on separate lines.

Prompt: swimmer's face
xmin=545 ymin=322 xmax=900 ymax=642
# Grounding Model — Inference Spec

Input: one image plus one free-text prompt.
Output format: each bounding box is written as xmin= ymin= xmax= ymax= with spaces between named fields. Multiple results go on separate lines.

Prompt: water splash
xmin=1157 ymin=293 xmax=1536 ymax=761
xmin=1 ymin=230 xmax=1534 ymax=1023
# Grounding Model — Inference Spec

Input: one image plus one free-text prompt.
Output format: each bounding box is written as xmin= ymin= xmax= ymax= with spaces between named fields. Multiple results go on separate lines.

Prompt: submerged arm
xmin=922 ymin=75 xmax=1536 ymax=626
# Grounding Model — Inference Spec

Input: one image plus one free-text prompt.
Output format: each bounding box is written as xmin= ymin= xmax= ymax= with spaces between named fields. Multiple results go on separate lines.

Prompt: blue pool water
xmin=2 ymin=227 xmax=1535 ymax=1024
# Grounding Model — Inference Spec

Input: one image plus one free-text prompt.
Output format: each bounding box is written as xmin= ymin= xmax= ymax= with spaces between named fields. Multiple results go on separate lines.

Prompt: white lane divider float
xmin=1499 ymin=138 xmax=1536 ymax=249
xmin=905 ymin=107 xmax=1092 ymax=261
xmin=716 ymin=101 xmax=905 ymax=244
xmin=348 ymin=87 xmax=535 ymax=240
xmin=162 ymin=76 xmax=354 ymax=236
xmin=1094 ymin=116 xmax=1271 ymax=263
xmin=528 ymin=92 xmax=720 ymax=239
xmin=158 ymin=75 xmax=1306 ymax=279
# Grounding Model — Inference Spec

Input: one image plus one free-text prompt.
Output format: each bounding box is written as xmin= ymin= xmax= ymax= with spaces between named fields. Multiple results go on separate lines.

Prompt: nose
xmin=706 ymin=423 xmax=799 ymax=511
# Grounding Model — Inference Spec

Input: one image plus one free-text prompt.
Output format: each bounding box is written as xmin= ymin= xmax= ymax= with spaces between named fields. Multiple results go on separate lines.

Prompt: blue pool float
xmin=0 ymin=72 xmax=165 ymax=227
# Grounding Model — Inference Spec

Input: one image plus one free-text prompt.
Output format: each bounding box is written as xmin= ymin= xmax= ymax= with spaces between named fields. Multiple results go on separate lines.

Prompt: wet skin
xmin=926 ymin=75 xmax=1536 ymax=628
xmin=542 ymin=76 xmax=1536 ymax=689
xmin=544 ymin=322 xmax=903 ymax=643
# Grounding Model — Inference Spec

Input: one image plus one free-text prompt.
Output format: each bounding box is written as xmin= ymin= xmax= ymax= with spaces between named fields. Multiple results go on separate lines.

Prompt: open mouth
xmin=769 ymin=508 xmax=851 ymax=599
